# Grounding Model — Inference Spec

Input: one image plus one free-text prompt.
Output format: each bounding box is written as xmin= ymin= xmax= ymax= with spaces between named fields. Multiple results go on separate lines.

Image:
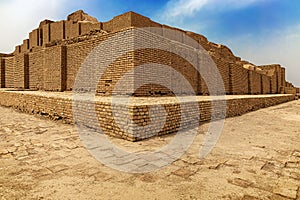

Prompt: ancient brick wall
xmin=261 ymin=75 xmax=271 ymax=94
xmin=0 ymin=10 xmax=297 ymax=96
xmin=0 ymin=90 xmax=294 ymax=141
xmin=80 ymin=22 xmax=101 ymax=35
xmin=29 ymin=29 xmax=39 ymax=49
xmin=3 ymin=57 xmax=15 ymax=88
xmin=213 ymin=57 xmax=231 ymax=94
xmin=270 ymin=74 xmax=277 ymax=94
xmin=42 ymin=23 xmax=51 ymax=46
xmin=66 ymin=34 xmax=108 ymax=91
xmin=230 ymin=62 xmax=249 ymax=94
xmin=43 ymin=46 xmax=66 ymax=91
xmin=50 ymin=21 xmax=65 ymax=41
xmin=249 ymin=71 xmax=261 ymax=94
xmin=285 ymin=87 xmax=296 ymax=95
xmin=0 ymin=58 xmax=5 ymax=88
xmin=14 ymin=53 xmax=29 ymax=89
xmin=280 ymin=68 xmax=286 ymax=93
xmin=28 ymin=48 xmax=44 ymax=90
xmin=103 ymin=12 xmax=132 ymax=32
xmin=276 ymin=66 xmax=282 ymax=93
xmin=65 ymin=21 xmax=80 ymax=39
xmin=21 ymin=39 xmax=30 ymax=53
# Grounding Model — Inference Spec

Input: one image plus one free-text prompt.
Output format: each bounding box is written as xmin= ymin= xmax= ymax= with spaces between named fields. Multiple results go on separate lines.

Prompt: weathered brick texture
xmin=0 ymin=90 xmax=294 ymax=141
xmin=0 ymin=58 xmax=5 ymax=88
xmin=4 ymin=57 xmax=15 ymax=88
xmin=65 ymin=21 xmax=80 ymax=39
xmin=43 ymin=46 xmax=66 ymax=91
xmin=50 ymin=21 xmax=65 ymax=41
xmin=0 ymin=10 xmax=297 ymax=96
xmin=14 ymin=53 xmax=29 ymax=89
xmin=29 ymin=29 xmax=39 ymax=49
xmin=230 ymin=63 xmax=249 ymax=94
xmin=28 ymin=48 xmax=44 ymax=90
xmin=249 ymin=71 xmax=261 ymax=94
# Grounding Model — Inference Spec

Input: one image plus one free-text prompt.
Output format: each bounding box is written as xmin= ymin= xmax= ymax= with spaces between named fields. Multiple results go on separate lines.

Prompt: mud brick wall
xmin=102 ymin=12 xmax=160 ymax=33
xmin=132 ymin=29 xmax=201 ymax=96
xmin=14 ymin=53 xmax=29 ymax=89
xmin=0 ymin=58 xmax=5 ymax=88
xmin=280 ymin=68 xmax=286 ymax=93
xmin=270 ymin=74 xmax=277 ymax=94
xmin=42 ymin=23 xmax=51 ymax=46
xmin=50 ymin=21 xmax=65 ymax=41
xmin=198 ymin=55 xmax=210 ymax=95
xmin=43 ymin=46 xmax=66 ymax=91
xmin=21 ymin=39 xmax=30 ymax=52
xmin=65 ymin=21 xmax=80 ymax=39
xmin=0 ymin=90 xmax=294 ymax=141
xmin=103 ymin=12 xmax=131 ymax=32
xmin=66 ymin=34 xmax=109 ymax=91
xmin=4 ymin=57 xmax=15 ymax=88
xmin=131 ymin=12 xmax=161 ymax=28
xmin=29 ymin=29 xmax=39 ymax=49
xmin=0 ymin=91 xmax=73 ymax=122
xmin=80 ymin=22 xmax=101 ymax=35
xmin=213 ymin=58 xmax=230 ymax=94
xmin=97 ymin=51 xmax=135 ymax=96
xmin=1 ymin=10 xmax=297 ymax=96
xmin=249 ymin=71 xmax=261 ymax=94
xmin=261 ymin=75 xmax=271 ymax=94
xmin=276 ymin=66 xmax=282 ymax=93
xmin=127 ymin=95 xmax=294 ymax=141
xmin=28 ymin=49 xmax=44 ymax=90
xmin=230 ymin=63 xmax=249 ymax=94
xmin=285 ymin=87 xmax=296 ymax=95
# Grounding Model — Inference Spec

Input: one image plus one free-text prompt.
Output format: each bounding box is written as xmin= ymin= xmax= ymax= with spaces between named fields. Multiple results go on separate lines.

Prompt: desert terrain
xmin=0 ymin=100 xmax=299 ymax=200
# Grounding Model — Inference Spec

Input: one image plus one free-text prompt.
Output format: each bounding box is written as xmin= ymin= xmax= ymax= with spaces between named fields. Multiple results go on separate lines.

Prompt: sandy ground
xmin=0 ymin=100 xmax=299 ymax=200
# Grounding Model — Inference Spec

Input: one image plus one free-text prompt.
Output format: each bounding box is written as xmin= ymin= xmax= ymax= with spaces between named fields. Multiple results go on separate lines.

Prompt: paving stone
xmin=0 ymin=148 xmax=9 ymax=155
xmin=48 ymin=164 xmax=69 ymax=173
xmin=273 ymin=179 xmax=298 ymax=199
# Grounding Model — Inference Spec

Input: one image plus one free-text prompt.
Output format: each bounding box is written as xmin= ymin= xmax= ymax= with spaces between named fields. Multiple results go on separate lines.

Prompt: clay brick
xmin=28 ymin=49 xmax=44 ymax=90
xmin=50 ymin=21 xmax=65 ymax=41
xmin=65 ymin=21 xmax=80 ymax=39
xmin=0 ymin=58 xmax=5 ymax=88
xmin=230 ymin=63 xmax=249 ymax=94
xmin=0 ymin=10 xmax=297 ymax=100
xmin=21 ymin=39 xmax=30 ymax=53
xmin=29 ymin=29 xmax=39 ymax=49
xmin=4 ymin=57 xmax=15 ymax=88
xmin=43 ymin=46 xmax=66 ymax=91
xmin=14 ymin=53 xmax=29 ymax=89
xmin=79 ymin=22 xmax=101 ymax=35
xmin=0 ymin=90 xmax=294 ymax=141
xmin=249 ymin=71 xmax=261 ymax=94
xmin=42 ymin=23 xmax=51 ymax=46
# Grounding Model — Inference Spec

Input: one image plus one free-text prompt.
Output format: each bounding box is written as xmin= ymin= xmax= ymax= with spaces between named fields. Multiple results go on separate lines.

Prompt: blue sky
xmin=0 ymin=0 xmax=299 ymax=86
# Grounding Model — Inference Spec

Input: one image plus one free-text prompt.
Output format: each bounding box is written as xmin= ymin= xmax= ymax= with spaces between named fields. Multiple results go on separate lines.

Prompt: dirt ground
xmin=0 ymin=100 xmax=299 ymax=200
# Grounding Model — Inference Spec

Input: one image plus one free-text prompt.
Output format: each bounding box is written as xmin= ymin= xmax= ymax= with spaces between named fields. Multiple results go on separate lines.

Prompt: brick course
xmin=0 ymin=90 xmax=294 ymax=141
xmin=2 ymin=10 xmax=297 ymax=96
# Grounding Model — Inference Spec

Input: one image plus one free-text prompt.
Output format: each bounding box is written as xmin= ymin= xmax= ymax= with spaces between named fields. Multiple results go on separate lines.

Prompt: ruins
xmin=0 ymin=10 xmax=298 ymax=141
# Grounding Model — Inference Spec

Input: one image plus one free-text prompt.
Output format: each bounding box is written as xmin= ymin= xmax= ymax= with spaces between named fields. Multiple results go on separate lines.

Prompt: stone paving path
xmin=0 ymin=100 xmax=299 ymax=200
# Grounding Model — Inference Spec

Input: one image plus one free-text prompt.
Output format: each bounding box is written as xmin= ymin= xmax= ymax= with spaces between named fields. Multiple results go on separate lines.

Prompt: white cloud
xmin=164 ymin=0 xmax=208 ymax=18
xmin=162 ymin=0 xmax=269 ymax=20
xmin=0 ymin=0 xmax=69 ymax=53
